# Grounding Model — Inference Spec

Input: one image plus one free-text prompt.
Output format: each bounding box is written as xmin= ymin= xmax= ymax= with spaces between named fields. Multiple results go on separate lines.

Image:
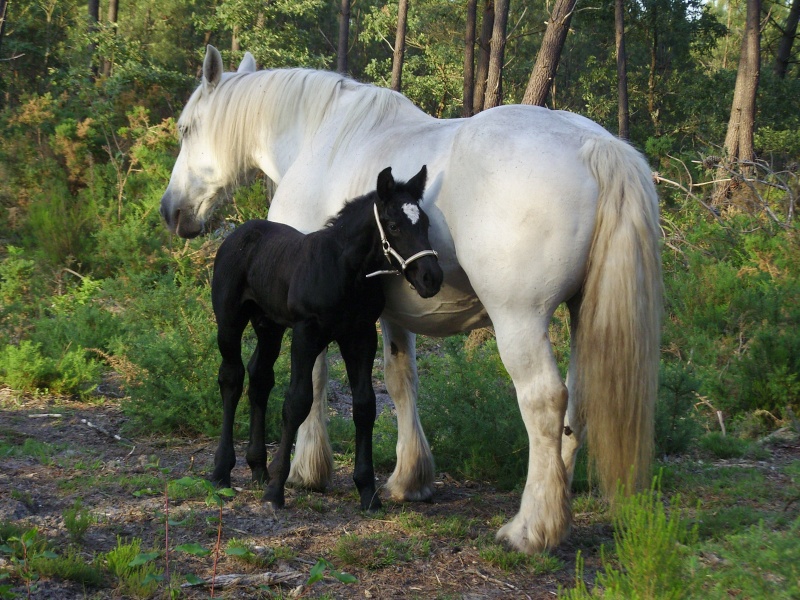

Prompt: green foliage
xmin=62 ymin=499 xmax=95 ymax=544
xmin=698 ymin=432 xmax=767 ymax=460
xmin=415 ymin=337 xmax=527 ymax=490
xmin=656 ymin=362 xmax=702 ymax=456
xmin=478 ymin=543 xmax=564 ymax=574
xmin=103 ymin=536 xmax=163 ymax=599
xmin=563 ymin=479 xmax=698 ymax=599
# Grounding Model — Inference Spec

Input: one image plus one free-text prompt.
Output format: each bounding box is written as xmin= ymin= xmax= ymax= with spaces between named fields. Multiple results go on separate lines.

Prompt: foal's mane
xmin=181 ymin=68 xmax=424 ymax=180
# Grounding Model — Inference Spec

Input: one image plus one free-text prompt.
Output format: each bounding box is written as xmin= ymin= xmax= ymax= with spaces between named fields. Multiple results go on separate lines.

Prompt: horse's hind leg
xmin=211 ymin=312 xmax=250 ymax=489
xmin=263 ymin=322 xmax=327 ymax=508
xmin=561 ymin=298 xmax=587 ymax=487
xmin=338 ymin=324 xmax=381 ymax=511
xmin=492 ymin=315 xmax=571 ymax=553
xmin=245 ymin=316 xmax=285 ymax=485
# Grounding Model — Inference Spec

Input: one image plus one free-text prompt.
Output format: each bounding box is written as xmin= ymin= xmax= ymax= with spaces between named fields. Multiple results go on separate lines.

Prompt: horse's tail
xmin=574 ymin=136 xmax=662 ymax=497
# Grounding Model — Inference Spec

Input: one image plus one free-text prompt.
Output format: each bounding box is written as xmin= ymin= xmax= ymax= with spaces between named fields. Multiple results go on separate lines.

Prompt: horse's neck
xmin=309 ymin=207 xmax=383 ymax=284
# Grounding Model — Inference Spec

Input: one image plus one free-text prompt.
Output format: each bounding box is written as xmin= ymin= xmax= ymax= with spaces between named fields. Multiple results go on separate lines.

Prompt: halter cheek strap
xmin=366 ymin=203 xmax=439 ymax=278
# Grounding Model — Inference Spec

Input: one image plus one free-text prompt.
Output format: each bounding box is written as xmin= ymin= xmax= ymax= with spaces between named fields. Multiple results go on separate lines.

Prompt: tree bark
xmin=88 ymin=0 xmax=99 ymax=77
xmin=0 ymin=0 xmax=8 ymax=57
xmin=483 ymin=0 xmax=509 ymax=109
xmin=102 ymin=0 xmax=119 ymax=78
xmin=391 ymin=0 xmax=409 ymax=91
xmin=522 ymin=0 xmax=577 ymax=106
xmin=473 ymin=0 xmax=494 ymax=114
xmin=774 ymin=0 xmax=800 ymax=78
xmin=463 ymin=0 xmax=478 ymax=117
xmin=337 ymin=0 xmax=350 ymax=74
xmin=715 ymin=0 xmax=761 ymax=202
xmin=616 ymin=0 xmax=629 ymax=139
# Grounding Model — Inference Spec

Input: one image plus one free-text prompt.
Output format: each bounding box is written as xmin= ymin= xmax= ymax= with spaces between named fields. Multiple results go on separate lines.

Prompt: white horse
xmin=160 ymin=45 xmax=662 ymax=554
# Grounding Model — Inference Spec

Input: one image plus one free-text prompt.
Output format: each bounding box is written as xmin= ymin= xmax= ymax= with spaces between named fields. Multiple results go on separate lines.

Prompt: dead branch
xmin=80 ymin=418 xmax=136 ymax=450
xmin=180 ymin=570 xmax=304 ymax=589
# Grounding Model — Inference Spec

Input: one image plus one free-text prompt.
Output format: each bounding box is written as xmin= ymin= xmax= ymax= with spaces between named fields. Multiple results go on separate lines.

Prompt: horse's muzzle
xmin=160 ymin=194 xmax=203 ymax=239
xmin=406 ymin=256 xmax=444 ymax=299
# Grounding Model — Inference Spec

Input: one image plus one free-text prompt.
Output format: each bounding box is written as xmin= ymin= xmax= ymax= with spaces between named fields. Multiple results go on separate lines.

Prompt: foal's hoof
xmin=359 ymin=490 xmax=383 ymax=512
xmin=262 ymin=486 xmax=285 ymax=509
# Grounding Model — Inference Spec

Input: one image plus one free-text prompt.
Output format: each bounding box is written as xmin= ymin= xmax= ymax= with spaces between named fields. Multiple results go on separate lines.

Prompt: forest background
xmin=0 ymin=0 xmax=799 ymax=594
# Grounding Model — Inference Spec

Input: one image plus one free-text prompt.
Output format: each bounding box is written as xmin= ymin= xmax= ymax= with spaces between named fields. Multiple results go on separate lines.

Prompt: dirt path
xmin=0 ymin=390 xmax=615 ymax=599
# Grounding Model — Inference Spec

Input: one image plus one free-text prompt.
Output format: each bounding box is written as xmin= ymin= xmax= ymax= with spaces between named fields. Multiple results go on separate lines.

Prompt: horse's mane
xmin=180 ymin=68 xmax=424 ymax=183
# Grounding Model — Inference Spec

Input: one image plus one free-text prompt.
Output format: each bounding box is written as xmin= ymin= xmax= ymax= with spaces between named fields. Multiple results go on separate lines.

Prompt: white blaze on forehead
xmin=402 ymin=203 xmax=420 ymax=225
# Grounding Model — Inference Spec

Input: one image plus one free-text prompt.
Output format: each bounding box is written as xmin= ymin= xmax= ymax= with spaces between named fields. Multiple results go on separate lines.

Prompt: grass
xmin=332 ymin=532 xmax=431 ymax=570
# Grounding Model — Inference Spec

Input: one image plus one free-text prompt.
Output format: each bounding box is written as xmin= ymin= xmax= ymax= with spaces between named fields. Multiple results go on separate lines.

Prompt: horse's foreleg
xmin=338 ymin=326 xmax=381 ymax=511
xmin=246 ymin=318 xmax=285 ymax=485
xmin=286 ymin=351 xmax=333 ymax=491
xmin=493 ymin=317 xmax=571 ymax=554
xmin=381 ymin=319 xmax=435 ymax=502
xmin=211 ymin=322 xmax=248 ymax=489
xmin=264 ymin=323 xmax=327 ymax=508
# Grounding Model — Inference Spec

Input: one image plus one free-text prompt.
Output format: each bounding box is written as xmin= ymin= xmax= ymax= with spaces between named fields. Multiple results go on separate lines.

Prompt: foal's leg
xmin=245 ymin=316 xmax=285 ymax=485
xmin=263 ymin=322 xmax=327 ymax=508
xmin=210 ymin=312 xmax=250 ymax=488
xmin=286 ymin=352 xmax=334 ymax=491
xmin=338 ymin=325 xmax=382 ymax=511
xmin=381 ymin=318 xmax=436 ymax=502
xmin=492 ymin=315 xmax=571 ymax=553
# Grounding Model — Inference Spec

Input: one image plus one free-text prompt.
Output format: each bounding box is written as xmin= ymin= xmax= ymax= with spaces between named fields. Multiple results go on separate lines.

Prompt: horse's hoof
xmin=262 ymin=488 xmax=285 ymax=509
xmin=361 ymin=493 xmax=383 ymax=512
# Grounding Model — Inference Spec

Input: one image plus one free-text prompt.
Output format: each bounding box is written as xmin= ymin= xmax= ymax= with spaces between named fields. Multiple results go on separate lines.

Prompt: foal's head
xmin=373 ymin=166 xmax=443 ymax=299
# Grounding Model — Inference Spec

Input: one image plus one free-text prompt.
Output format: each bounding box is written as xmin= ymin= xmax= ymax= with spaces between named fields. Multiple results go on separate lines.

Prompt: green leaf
xmin=142 ymin=573 xmax=166 ymax=584
xmin=184 ymin=573 xmax=205 ymax=585
xmin=128 ymin=551 xmax=160 ymax=566
xmin=331 ymin=570 xmax=357 ymax=584
xmin=307 ymin=559 xmax=327 ymax=585
xmin=40 ymin=551 xmax=59 ymax=560
xmin=225 ymin=546 xmax=252 ymax=557
xmin=217 ymin=487 xmax=236 ymax=497
xmin=175 ymin=543 xmax=211 ymax=557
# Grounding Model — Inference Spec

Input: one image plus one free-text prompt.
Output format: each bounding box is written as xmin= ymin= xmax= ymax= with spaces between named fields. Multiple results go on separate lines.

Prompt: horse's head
xmin=374 ymin=165 xmax=444 ymax=299
xmin=160 ymin=46 xmax=258 ymax=238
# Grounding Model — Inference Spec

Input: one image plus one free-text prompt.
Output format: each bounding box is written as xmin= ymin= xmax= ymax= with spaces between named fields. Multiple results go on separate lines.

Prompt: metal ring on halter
xmin=366 ymin=203 xmax=439 ymax=278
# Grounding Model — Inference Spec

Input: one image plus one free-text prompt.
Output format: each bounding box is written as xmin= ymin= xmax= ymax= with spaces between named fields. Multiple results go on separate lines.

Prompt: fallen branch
xmin=28 ymin=413 xmax=64 ymax=419
xmin=181 ymin=570 xmax=304 ymax=589
xmin=80 ymin=418 xmax=136 ymax=451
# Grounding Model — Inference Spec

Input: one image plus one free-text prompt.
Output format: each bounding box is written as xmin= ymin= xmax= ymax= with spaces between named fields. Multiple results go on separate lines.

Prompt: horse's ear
xmin=203 ymin=45 xmax=224 ymax=94
xmin=376 ymin=167 xmax=395 ymax=203
xmin=406 ymin=165 xmax=428 ymax=200
xmin=238 ymin=52 xmax=257 ymax=74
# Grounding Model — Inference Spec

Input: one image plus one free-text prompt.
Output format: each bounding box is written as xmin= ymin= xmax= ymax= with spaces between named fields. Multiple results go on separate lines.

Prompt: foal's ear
xmin=406 ymin=165 xmax=428 ymax=200
xmin=238 ymin=52 xmax=257 ymax=74
xmin=203 ymin=45 xmax=224 ymax=94
xmin=376 ymin=167 xmax=395 ymax=203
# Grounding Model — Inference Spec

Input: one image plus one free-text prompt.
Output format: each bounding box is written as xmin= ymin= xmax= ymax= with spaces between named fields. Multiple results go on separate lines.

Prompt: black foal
xmin=210 ymin=166 xmax=443 ymax=511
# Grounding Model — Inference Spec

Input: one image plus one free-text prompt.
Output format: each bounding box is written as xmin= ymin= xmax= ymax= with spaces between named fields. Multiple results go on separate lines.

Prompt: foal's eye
xmin=388 ymin=222 xmax=400 ymax=233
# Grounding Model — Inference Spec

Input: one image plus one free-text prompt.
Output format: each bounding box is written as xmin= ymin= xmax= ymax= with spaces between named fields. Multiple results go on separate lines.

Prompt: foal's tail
xmin=574 ymin=137 xmax=662 ymax=497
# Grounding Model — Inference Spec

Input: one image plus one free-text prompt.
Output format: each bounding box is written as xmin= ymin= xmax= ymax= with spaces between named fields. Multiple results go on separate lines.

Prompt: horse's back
xmin=436 ymin=105 xmax=612 ymax=314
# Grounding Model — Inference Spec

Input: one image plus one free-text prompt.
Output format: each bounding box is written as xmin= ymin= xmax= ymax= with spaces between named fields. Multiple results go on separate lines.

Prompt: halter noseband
xmin=366 ymin=203 xmax=439 ymax=278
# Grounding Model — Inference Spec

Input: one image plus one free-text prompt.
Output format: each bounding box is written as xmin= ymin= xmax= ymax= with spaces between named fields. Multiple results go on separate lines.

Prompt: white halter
xmin=366 ymin=203 xmax=439 ymax=278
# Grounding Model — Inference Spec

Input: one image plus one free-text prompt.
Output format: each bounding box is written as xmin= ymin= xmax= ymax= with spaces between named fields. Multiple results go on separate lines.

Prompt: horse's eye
xmin=388 ymin=222 xmax=399 ymax=233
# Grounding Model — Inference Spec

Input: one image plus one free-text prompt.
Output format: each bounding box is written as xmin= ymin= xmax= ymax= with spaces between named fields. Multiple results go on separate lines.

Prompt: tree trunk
xmin=522 ymin=0 xmax=577 ymax=106
xmin=391 ymin=0 xmax=409 ymax=91
xmin=0 ymin=0 xmax=8 ymax=57
xmin=715 ymin=0 xmax=761 ymax=202
xmin=88 ymin=0 xmax=99 ymax=77
xmin=337 ymin=0 xmax=350 ymax=74
xmin=483 ymin=0 xmax=509 ymax=109
xmin=774 ymin=0 xmax=800 ymax=78
xmin=647 ymin=1 xmax=660 ymax=135
xmin=231 ymin=24 xmax=240 ymax=69
xmin=473 ymin=0 xmax=494 ymax=114
xmin=616 ymin=0 xmax=629 ymax=139
xmin=102 ymin=0 xmax=119 ymax=78
xmin=463 ymin=0 xmax=478 ymax=117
